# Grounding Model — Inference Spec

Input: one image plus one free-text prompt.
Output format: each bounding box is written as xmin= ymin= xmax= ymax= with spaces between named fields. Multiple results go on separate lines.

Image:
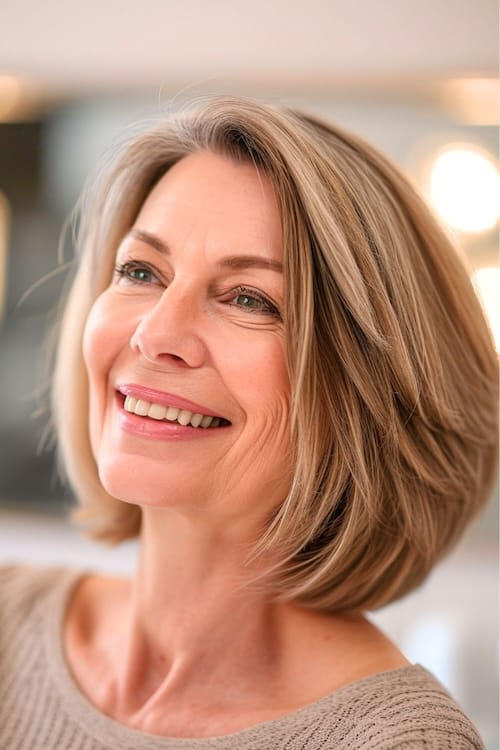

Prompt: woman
xmin=0 ymin=97 xmax=497 ymax=749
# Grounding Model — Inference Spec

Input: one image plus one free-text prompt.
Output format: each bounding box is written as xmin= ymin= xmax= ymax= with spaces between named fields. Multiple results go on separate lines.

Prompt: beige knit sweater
xmin=0 ymin=564 xmax=485 ymax=749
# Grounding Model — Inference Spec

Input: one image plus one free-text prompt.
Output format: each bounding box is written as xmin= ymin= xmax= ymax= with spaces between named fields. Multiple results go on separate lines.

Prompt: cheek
xmin=83 ymin=296 xmax=114 ymax=384
xmin=225 ymin=331 xmax=290 ymax=439
xmin=222 ymin=347 xmax=292 ymax=510
xmin=82 ymin=291 xmax=136 ymax=373
xmin=253 ymin=339 xmax=291 ymax=455
xmin=82 ymin=294 xmax=127 ymax=454
xmin=241 ymin=335 xmax=290 ymax=401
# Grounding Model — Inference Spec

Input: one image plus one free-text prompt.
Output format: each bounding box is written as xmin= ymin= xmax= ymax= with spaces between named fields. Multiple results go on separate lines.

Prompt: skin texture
xmin=66 ymin=151 xmax=408 ymax=738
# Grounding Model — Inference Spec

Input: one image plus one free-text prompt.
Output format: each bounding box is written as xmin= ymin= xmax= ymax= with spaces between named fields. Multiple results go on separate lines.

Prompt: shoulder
xmin=354 ymin=665 xmax=484 ymax=749
xmin=288 ymin=665 xmax=485 ymax=750
xmin=0 ymin=562 xmax=89 ymax=695
xmin=0 ymin=562 xmax=74 ymax=598
xmin=0 ymin=563 xmax=84 ymax=628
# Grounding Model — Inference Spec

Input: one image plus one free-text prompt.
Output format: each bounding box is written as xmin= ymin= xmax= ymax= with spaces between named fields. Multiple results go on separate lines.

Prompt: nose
xmin=129 ymin=285 xmax=207 ymax=368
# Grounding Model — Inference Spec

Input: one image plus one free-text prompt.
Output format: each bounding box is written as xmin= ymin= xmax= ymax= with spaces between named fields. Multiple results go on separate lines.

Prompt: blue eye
xmin=114 ymin=262 xmax=157 ymax=284
xmin=235 ymin=293 xmax=263 ymax=309
xmin=231 ymin=287 xmax=280 ymax=316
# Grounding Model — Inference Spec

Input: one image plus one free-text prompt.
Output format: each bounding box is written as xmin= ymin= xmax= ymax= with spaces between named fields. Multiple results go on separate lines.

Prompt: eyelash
xmin=114 ymin=261 xmax=157 ymax=285
xmin=230 ymin=286 xmax=280 ymax=317
xmin=113 ymin=261 xmax=281 ymax=318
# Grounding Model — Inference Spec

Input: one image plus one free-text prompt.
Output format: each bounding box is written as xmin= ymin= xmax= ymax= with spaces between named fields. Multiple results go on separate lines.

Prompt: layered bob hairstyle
xmin=53 ymin=96 xmax=498 ymax=613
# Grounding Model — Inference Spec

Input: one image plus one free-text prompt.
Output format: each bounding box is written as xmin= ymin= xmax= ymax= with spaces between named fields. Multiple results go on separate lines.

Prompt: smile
xmin=123 ymin=396 xmax=229 ymax=428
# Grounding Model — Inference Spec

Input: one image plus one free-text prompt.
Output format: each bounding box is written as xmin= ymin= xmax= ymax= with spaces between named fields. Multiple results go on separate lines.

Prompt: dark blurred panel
xmin=0 ymin=122 xmax=41 ymax=208
xmin=0 ymin=119 xmax=70 ymax=511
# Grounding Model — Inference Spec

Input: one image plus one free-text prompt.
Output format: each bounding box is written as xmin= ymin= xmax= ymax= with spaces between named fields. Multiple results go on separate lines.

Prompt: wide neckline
xmin=43 ymin=566 xmax=428 ymax=750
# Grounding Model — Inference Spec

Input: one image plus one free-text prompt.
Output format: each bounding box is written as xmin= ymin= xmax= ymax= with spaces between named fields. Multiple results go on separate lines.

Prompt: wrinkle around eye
xmin=225 ymin=315 xmax=285 ymax=334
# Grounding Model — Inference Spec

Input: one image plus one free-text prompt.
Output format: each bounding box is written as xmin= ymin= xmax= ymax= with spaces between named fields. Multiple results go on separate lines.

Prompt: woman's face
xmin=83 ymin=151 xmax=291 ymax=529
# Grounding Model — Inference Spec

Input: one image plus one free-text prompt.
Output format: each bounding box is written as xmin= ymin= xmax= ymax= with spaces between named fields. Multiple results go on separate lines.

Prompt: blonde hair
xmin=53 ymin=96 xmax=498 ymax=612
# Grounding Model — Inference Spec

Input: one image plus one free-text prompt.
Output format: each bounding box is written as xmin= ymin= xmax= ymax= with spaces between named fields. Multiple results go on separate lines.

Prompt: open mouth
xmin=122 ymin=395 xmax=231 ymax=429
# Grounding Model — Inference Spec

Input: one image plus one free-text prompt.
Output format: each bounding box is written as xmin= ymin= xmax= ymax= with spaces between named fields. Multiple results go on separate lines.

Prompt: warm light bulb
xmin=472 ymin=267 xmax=500 ymax=352
xmin=0 ymin=75 xmax=23 ymax=121
xmin=429 ymin=146 xmax=498 ymax=233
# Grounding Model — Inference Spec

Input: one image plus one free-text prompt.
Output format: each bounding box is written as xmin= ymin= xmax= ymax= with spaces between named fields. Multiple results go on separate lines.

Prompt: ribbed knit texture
xmin=0 ymin=564 xmax=485 ymax=749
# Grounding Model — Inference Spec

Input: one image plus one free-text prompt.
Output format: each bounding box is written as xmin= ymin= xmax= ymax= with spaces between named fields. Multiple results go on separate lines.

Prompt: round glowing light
xmin=429 ymin=146 xmax=498 ymax=233
xmin=472 ymin=267 xmax=500 ymax=353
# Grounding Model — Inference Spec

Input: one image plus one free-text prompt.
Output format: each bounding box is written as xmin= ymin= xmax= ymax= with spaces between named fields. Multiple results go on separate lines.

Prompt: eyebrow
xmin=127 ymin=227 xmax=283 ymax=273
xmin=128 ymin=228 xmax=168 ymax=254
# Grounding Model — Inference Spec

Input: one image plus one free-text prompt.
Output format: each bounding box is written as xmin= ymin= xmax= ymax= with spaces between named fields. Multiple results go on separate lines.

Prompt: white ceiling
xmin=1 ymin=0 xmax=498 ymax=96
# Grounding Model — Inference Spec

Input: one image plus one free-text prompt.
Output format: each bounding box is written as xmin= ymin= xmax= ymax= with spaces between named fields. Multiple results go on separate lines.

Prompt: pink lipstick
xmin=114 ymin=383 xmax=230 ymax=441
xmin=117 ymin=384 xmax=226 ymax=419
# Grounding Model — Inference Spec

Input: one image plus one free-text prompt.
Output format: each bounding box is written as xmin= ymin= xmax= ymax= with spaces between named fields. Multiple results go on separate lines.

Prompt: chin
xmin=97 ymin=454 xmax=201 ymax=510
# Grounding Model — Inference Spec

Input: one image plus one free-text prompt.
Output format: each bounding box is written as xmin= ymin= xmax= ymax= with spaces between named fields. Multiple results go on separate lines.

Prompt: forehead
xmin=133 ymin=151 xmax=283 ymax=262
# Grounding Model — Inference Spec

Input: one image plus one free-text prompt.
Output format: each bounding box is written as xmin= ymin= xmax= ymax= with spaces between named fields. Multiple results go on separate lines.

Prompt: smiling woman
xmin=81 ymin=151 xmax=291 ymax=516
xmin=0 ymin=97 xmax=497 ymax=749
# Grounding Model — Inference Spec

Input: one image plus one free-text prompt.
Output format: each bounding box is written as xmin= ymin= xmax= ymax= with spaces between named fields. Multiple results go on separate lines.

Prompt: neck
xmin=112 ymin=505 xmax=286 ymax=718
xmin=70 ymin=504 xmax=408 ymax=737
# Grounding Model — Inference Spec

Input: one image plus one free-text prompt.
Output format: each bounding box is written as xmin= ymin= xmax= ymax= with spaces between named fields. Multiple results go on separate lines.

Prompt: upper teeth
xmin=123 ymin=396 xmax=221 ymax=428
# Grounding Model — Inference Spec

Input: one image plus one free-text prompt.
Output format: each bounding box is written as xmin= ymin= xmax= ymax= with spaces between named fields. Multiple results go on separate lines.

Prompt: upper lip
xmin=117 ymin=383 xmax=228 ymax=420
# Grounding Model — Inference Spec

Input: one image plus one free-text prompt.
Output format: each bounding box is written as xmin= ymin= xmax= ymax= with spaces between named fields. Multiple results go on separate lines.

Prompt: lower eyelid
xmin=235 ymin=297 xmax=280 ymax=317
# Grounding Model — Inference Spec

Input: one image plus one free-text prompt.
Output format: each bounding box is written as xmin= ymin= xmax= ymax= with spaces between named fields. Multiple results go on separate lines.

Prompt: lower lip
xmin=115 ymin=394 xmax=227 ymax=441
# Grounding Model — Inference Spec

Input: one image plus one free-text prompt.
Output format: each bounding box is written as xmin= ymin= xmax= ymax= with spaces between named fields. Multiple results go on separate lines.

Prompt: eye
xmin=114 ymin=261 xmax=159 ymax=285
xmin=229 ymin=286 xmax=280 ymax=317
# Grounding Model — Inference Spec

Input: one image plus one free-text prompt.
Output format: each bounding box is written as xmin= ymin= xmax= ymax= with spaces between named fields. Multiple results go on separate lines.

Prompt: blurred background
xmin=0 ymin=0 xmax=498 ymax=746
